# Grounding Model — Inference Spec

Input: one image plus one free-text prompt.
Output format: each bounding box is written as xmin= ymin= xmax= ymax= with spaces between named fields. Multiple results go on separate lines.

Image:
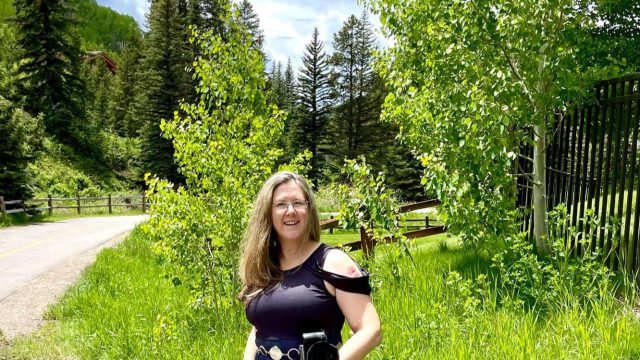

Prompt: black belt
xmin=255 ymin=337 xmax=301 ymax=360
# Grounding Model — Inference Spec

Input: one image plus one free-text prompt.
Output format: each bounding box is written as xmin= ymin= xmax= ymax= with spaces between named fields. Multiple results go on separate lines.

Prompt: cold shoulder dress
xmin=246 ymin=243 xmax=371 ymax=353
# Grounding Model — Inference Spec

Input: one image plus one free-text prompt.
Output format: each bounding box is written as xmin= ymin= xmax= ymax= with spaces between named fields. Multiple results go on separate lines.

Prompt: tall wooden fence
xmin=517 ymin=73 xmax=640 ymax=274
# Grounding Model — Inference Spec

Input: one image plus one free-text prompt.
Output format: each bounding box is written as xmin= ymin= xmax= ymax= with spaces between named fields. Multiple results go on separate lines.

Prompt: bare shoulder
xmin=323 ymin=248 xmax=363 ymax=278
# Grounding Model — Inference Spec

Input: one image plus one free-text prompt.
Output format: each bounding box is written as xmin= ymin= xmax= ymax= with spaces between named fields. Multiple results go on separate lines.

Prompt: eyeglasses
xmin=272 ymin=200 xmax=309 ymax=212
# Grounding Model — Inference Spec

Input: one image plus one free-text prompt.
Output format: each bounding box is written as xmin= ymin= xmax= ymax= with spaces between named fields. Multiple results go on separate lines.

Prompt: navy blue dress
xmin=246 ymin=243 xmax=371 ymax=358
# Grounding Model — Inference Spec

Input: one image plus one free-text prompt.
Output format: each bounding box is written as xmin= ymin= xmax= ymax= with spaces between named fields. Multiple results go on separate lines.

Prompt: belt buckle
xmin=268 ymin=346 xmax=284 ymax=360
xmin=258 ymin=345 xmax=300 ymax=360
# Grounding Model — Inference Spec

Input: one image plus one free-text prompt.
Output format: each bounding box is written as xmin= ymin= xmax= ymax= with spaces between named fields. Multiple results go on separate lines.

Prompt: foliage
xmin=235 ymin=0 xmax=264 ymax=57
xmin=295 ymin=27 xmax=332 ymax=185
xmin=0 ymin=98 xmax=43 ymax=200
xmin=0 ymin=21 xmax=19 ymax=101
xmin=26 ymin=138 xmax=133 ymax=197
xmin=143 ymin=13 xmax=291 ymax=311
xmin=4 ymin=229 xmax=640 ymax=359
xmin=329 ymin=13 xmax=388 ymax=170
xmin=338 ymin=157 xmax=403 ymax=246
xmin=136 ymin=0 xmax=192 ymax=184
xmin=69 ymin=0 xmax=141 ymax=53
xmin=366 ymin=0 xmax=625 ymax=251
xmin=491 ymin=205 xmax=615 ymax=311
xmin=575 ymin=0 xmax=640 ymax=72
xmin=1 ymin=0 xmax=140 ymax=53
xmin=13 ymin=0 xmax=86 ymax=145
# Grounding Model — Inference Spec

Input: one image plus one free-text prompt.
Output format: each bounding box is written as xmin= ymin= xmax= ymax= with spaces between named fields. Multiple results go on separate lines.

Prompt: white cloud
xmin=95 ymin=0 xmax=391 ymax=71
xmin=249 ymin=0 xmax=390 ymax=72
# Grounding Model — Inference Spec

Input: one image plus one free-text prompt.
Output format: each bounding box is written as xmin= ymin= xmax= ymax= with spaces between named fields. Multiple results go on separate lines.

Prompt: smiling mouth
xmin=284 ymin=221 xmax=299 ymax=226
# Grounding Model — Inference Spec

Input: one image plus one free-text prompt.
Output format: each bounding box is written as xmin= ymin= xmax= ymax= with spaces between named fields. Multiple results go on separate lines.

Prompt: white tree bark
xmin=533 ymin=123 xmax=550 ymax=255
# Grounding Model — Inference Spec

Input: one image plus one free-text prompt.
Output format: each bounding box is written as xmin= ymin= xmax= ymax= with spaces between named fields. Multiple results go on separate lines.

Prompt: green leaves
xmin=143 ymin=10 xmax=289 ymax=311
xmin=366 ymin=0 xmax=626 ymax=249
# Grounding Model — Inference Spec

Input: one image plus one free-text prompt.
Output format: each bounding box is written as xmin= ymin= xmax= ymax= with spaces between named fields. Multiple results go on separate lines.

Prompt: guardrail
xmin=0 ymin=194 xmax=147 ymax=216
xmin=320 ymin=199 xmax=445 ymax=256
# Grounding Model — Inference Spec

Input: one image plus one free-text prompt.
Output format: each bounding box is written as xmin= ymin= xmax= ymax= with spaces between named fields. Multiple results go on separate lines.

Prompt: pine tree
xmin=113 ymin=35 xmax=144 ymax=137
xmin=296 ymin=27 xmax=332 ymax=185
xmin=13 ymin=0 xmax=85 ymax=144
xmin=137 ymin=0 xmax=191 ymax=184
xmin=267 ymin=60 xmax=285 ymax=107
xmin=0 ymin=99 xmax=43 ymax=200
xmin=329 ymin=13 xmax=387 ymax=167
xmin=199 ymin=0 xmax=228 ymax=36
xmin=236 ymin=0 xmax=264 ymax=57
xmin=283 ymin=58 xmax=297 ymax=113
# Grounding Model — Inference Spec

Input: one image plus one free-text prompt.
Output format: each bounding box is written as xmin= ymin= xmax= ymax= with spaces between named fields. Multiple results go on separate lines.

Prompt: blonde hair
xmin=238 ymin=171 xmax=320 ymax=303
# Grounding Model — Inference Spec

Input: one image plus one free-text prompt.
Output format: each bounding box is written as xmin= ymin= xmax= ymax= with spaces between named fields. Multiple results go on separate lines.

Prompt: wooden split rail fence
xmin=320 ymin=199 xmax=446 ymax=256
xmin=0 ymin=194 xmax=147 ymax=216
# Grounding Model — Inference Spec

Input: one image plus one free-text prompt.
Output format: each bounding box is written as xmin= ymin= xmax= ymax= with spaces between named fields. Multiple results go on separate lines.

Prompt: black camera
xmin=299 ymin=330 xmax=339 ymax=360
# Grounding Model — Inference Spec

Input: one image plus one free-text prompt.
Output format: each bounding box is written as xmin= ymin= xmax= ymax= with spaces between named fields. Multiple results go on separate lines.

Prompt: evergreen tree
xmin=199 ymin=0 xmax=228 ymax=36
xmin=329 ymin=14 xmax=385 ymax=167
xmin=187 ymin=0 xmax=204 ymax=31
xmin=296 ymin=27 xmax=332 ymax=185
xmin=267 ymin=60 xmax=285 ymax=107
xmin=0 ymin=21 xmax=19 ymax=102
xmin=281 ymin=58 xmax=298 ymax=163
xmin=0 ymin=98 xmax=43 ymax=200
xmin=137 ymin=0 xmax=191 ymax=184
xmin=113 ymin=35 xmax=144 ymax=137
xmin=283 ymin=58 xmax=297 ymax=113
xmin=13 ymin=0 xmax=85 ymax=144
xmin=329 ymin=12 xmax=423 ymax=199
xmin=236 ymin=0 xmax=264 ymax=57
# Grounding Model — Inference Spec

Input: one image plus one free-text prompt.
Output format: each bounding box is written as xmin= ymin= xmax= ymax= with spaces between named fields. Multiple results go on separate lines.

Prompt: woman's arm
xmin=243 ymin=326 xmax=257 ymax=360
xmin=323 ymin=251 xmax=382 ymax=360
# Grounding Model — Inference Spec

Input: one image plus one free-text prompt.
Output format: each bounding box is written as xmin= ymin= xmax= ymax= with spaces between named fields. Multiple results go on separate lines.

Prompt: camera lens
xmin=306 ymin=342 xmax=339 ymax=360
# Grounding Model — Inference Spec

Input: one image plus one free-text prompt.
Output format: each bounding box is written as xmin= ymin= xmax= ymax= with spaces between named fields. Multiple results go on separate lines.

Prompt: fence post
xmin=108 ymin=194 xmax=112 ymax=214
xmin=425 ymin=216 xmax=430 ymax=228
xmin=48 ymin=194 xmax=53 ymax=216
xmin=0 ymin=196 xmax=5 ymax=215
xmin=360 ymin=225 xmax=374 ymax=258
xmin=76 ymin=194 xmax=81 ymax=214
xmin=329 ymin=215 xmax=333 ymax=234
xmin=142 ymin=194 xmax=146 ymax=213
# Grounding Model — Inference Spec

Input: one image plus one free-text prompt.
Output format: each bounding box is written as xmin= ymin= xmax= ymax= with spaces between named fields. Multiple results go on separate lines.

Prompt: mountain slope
xmin=0 ymin=0 xmax=141 ymax=52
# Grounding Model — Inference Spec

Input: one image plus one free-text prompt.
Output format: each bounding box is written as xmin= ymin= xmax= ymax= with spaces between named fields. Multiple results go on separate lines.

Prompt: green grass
xmin=1 ymin=229 xmax=639 ymax=359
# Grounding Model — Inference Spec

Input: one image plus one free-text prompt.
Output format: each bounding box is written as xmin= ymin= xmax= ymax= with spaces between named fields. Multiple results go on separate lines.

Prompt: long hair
xmin=238 ymin=171 xmax=320 ymax=303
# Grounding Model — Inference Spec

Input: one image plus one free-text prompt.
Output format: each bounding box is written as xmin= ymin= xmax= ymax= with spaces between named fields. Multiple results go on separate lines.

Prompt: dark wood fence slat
xmin=571 ymin=108 xmax=586 ymax=251
xmin=631 ymin=97 xmax=640 ymax=274
xmin=608 ymin=81 xmax=626 ymax=269
xmin=519 ymin=73 xmax=640 ymax=277
xmin=598 ymin=83 xmax=613 ymax=252
xmin=587 ymin=85 xmax=603 ymax=250
xmin=398 ymin=199 xmax=442 ymax=213
xmin=623 ymin=98 xmax=638 ymax=272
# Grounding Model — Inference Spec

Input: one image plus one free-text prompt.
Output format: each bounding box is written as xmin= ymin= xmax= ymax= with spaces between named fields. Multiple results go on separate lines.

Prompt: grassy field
xmin=1 ymin=228 xmax=639 ymax=359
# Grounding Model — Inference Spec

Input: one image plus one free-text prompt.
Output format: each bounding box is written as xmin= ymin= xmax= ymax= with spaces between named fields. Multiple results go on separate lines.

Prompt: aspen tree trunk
xmin=533 ymin=123 xmax=550 ymax=255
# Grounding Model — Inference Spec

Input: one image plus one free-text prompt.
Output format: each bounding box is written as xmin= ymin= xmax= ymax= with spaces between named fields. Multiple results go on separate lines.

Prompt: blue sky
xmin=95 ymin=0 xmax=388 ymax=71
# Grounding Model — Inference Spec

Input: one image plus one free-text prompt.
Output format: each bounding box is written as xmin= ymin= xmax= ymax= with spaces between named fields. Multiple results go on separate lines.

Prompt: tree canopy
xmin=366 ymin=0 xmax=627 ymax=250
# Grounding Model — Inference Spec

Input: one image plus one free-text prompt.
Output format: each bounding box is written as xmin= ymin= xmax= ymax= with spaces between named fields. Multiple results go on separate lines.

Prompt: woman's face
xmin=271 ymin=181 xmax=309 ymax=244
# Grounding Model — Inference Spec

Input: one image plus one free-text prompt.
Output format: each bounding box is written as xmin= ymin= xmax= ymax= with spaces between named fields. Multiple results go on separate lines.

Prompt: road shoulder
xmin=0 ymin=231 xmax=129 ymax=343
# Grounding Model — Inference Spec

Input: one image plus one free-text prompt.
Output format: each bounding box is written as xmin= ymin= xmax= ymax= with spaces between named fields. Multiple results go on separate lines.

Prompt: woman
xmin=240 ymin=171 xmax=381 ymax=360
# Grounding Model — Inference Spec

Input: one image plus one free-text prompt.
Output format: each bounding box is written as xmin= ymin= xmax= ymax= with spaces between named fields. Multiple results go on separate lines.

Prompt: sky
xmin=95 ymin=0 xmax=389 ymax=71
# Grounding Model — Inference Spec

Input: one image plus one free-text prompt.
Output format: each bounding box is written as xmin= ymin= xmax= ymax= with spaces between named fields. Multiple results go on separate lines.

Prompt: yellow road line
xmin=0 ymin=222 xmax=105 ymax=259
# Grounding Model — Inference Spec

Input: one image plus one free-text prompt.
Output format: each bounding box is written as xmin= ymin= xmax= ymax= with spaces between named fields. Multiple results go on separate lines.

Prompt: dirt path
xmin=0 ymin=230 xmax=131 ymax=342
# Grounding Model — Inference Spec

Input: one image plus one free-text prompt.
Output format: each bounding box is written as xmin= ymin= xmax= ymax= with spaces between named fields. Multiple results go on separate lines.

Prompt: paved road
xmin=0 ymin=215 xmax=148 ymax=301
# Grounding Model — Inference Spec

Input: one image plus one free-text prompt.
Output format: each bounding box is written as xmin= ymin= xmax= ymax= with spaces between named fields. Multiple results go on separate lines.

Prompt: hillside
xmin=0 ymin=0 xmax=141 ymax=53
